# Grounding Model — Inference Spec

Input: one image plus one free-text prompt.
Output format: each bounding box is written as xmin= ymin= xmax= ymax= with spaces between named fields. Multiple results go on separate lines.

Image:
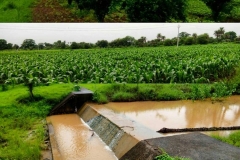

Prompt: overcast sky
xmin=0 ymin=23 xmax=240 ymax=45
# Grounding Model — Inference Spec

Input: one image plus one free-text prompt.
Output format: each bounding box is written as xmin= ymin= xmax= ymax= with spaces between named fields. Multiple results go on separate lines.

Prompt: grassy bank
xmin=89 ymin=82 xmax=237 ymax=103
xmin=212 ymin=131 xmax=240 ymax=148
xmin=0 ymin=84 xmax=73 ymax=159
xmin=0 ymin=81 xmax=239 ymax=159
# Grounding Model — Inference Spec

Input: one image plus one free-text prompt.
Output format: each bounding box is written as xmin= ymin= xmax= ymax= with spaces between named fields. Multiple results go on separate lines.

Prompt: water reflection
xmin=91 ymin=96 xmax=240 ymax=136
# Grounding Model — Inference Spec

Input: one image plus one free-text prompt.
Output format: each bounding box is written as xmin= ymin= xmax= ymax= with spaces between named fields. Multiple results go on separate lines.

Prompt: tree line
xmin=67 ymin=0 xmax=235 ymax=22
xmin=0 ymin=27 xmax=239 ymax=51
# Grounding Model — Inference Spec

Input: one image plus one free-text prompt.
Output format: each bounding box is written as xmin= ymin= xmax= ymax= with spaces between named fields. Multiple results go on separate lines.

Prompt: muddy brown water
xmin=47 ymin=96 xmax=240 ymax=159
xmin=47 ymin=114 xmax=117 ymax=160
xmin=90 ymin=96 xmax=240 ymax=136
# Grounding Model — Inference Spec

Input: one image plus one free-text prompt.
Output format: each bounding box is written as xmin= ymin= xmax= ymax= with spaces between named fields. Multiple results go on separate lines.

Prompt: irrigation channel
xmin=47 ymin=90 xmax=240 ymax=160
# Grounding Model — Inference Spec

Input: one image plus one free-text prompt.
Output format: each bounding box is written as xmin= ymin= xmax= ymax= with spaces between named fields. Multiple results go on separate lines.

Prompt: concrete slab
xmin=146 ymin=132 xmax=240 ymax=160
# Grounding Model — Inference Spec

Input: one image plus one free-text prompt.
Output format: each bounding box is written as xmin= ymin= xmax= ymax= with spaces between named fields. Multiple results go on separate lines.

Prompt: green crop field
xmin=1 ymin=44 xmax=240 ymax=159
xmin=1 ymin=44 xmax=240 ymax=86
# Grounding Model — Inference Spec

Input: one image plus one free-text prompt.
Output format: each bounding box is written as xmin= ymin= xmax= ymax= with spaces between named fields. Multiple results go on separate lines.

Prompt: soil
xmin=31 ymin=0 xmax=128 ymax=22
xmin=32 ymin=0 xmax=84 ymax=22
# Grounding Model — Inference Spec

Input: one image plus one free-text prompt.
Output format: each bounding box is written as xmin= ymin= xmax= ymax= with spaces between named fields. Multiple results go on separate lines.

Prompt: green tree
xmin=192 ymin=33 xmax=198 ymax=44
xmin=21 ymin=39 xmax=36 ymax=50
xmin=0 ymin=39 xmax=7 ymax=50
xmin=109 ymin=36 xmax=136 ymax=47
xmin=162 ymin=36 xmax=166 ymax=41
xmin=96 ymin=40 xmax=108 ymax=48
xmin=203 ymin=0 xmax=231 ymax=21
xmin=124 ymin=0 xmax=186 ymax=22
xmin=136 ymin=36 xmax=147 ymax=47
xmin=68 ymin=0 xmax=73 ymax=5
xmin=77 ymin=0 xmax=112 ymax=22
xmin=13 ymin=44 xmax=19 ymax=50
xmin=7 ymin=43 xmax=13 ymax=49
xmin=224 ymin=31 xmax=237 ymax=41
xmin=164 ymin=39 xmax=173 ymax=46
xmin=185 ymin=37 xmax=194 ymax=45
xmin=214 ymin=27 xmax=225 ymax=41
xmin=197 ymin=33 xmax=209 ymax=44
xmin=44 ymin=42 xmax=53 ymax=49
xmin=70 ymin=42 xmax=79 ymax=49
xmin=179 ymin=32 xmax=190 ymax=38
xmin=157 ymin=33 xmax=162 ymax=41
xmin=38 ymin=43 xmax=45 ymax=50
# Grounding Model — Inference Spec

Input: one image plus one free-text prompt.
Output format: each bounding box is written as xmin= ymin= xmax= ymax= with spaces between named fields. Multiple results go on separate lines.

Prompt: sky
xmin=0 ymin=23 xmax=240 ymax=45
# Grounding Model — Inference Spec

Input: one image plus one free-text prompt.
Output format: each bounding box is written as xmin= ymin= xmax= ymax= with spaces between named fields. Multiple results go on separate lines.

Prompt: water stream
xmin=90 ymin=96 xmax=240 ymax=136
xmin=47 ymin=114 xmax=117 ymax=160
xmin=47 ymin=96 xmax=240 ymax=159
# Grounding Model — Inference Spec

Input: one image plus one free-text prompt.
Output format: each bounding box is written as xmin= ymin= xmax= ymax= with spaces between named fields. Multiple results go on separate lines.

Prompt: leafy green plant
xmin=212 ymin=131 xmax=240 ymax=147
xmin=73 ymin=84 xmax=81 ymax=91
xmin=155 ymin=148 xmax=189 ymax=160
xmin=123 ymin=0 xmax=187 ymax=22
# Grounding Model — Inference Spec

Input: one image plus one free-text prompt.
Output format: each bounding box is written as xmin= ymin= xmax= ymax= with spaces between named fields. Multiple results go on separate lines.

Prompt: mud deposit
xmin=90 ymin=96 xmax=240 ymax=136
xmin=47 ymin=114 xmax=117 ymax=160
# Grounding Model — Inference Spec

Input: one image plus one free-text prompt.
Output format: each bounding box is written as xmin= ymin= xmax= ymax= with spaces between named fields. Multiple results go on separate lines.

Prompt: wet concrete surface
xmin=79 ymin=104 xmax=161 ymax=159
xmin=146 ymin=132 xmax=240 ymax=160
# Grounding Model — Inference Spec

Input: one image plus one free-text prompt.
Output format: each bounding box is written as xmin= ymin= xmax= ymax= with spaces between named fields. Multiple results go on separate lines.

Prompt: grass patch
xmin=0 ymin=0 xmax=36 ymax=22
xmin=212 ymin=131 xmax=240 ymax=147
xmin=0 ymin=82 xmax=239 ymax=158
xmin=155 ymin=149 xmax=190 ymax=160
xmin=88 ymin=83 xmax=237 ymax=103
xmin=0 ymin=83 xmax=74 ymax=159
xmin=112 ymin=91 xmax=136 ymax=101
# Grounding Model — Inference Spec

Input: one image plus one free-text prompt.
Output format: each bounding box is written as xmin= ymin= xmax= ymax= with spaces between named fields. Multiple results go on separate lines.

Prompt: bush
xmin=112 ymin=91 xmax=136 ymax=101
xmin=124 ymin=0 xmax=186 ymax=22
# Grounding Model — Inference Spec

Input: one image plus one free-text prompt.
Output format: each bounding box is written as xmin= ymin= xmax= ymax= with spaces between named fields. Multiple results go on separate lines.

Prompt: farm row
xmin=0 ymin=44 xmax=240 ymax=85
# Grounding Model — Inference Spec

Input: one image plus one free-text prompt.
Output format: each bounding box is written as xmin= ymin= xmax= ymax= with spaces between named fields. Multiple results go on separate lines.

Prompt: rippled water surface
xmin=91 ymin=96 xmax=240 ymax=136
xmin=47 ymin=114 xmax=117 ymax=160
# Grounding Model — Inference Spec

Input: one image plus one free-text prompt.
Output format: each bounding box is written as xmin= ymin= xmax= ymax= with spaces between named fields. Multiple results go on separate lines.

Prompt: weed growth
xmin=155 ymin=149 xmax=190 ymax=160
xmin=212 ymin=131 xmax=240 ymax=147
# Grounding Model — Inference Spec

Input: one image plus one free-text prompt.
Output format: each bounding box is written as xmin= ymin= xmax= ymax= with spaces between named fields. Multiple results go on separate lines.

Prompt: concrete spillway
xmin=78 ymin=103 xmax=161 ymax=159
xmin=47 ymin=91 xmax=240 ymax=160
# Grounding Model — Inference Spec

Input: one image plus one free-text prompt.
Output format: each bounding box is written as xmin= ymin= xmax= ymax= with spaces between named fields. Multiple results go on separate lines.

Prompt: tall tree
xmin=124 ymin=0 xmax=186 ymax=22
xmin=140 ymin=36 xmax=146 ymax=43
xmin=7 ymin=43 xmax=13 ymax=49
xmin=70 ymin=42 xmax=79 ymax=49
xmin=192 ymin=33 xmax=198 ymax=44
xmin=38 ymin=43 xmax=45 ymax=50
xmin=136 ymin=36 xmax=147 ymax=47
xmin=157 ymin=33 xmax=162 ymax=41
xmin=13 ymin=44 xmax=19 ymax=50
xmin=179 ymin=32 xmax=190 ymax=38
xmin=0 ymin=39 xmax=7 ymax=50
xmin=96 ymin=40 xmax=108 ymax=48
xmin=21 ymin=39 xmax=36 ymax=50
xmin=203 ymin=0 xmax=231 ymax=21
xmin=197 ymin=33 xmax=209 ymax=44
xmin=162 ymin=36 xmax=166 ymax=41
xmin=214 ymin=30 xmax=221 ymax=39
xmin=214 ymin=27 xmax=225 ymax=40
xmin=77 ymin=0 xmax=112 ymax=22
xmin=224 ymin=31 xmax=237 ymax=41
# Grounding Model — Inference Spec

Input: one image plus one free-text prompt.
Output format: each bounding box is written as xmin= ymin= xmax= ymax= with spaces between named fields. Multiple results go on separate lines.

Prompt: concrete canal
xmin=47 ymin=90 xmax=240 ymax=160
